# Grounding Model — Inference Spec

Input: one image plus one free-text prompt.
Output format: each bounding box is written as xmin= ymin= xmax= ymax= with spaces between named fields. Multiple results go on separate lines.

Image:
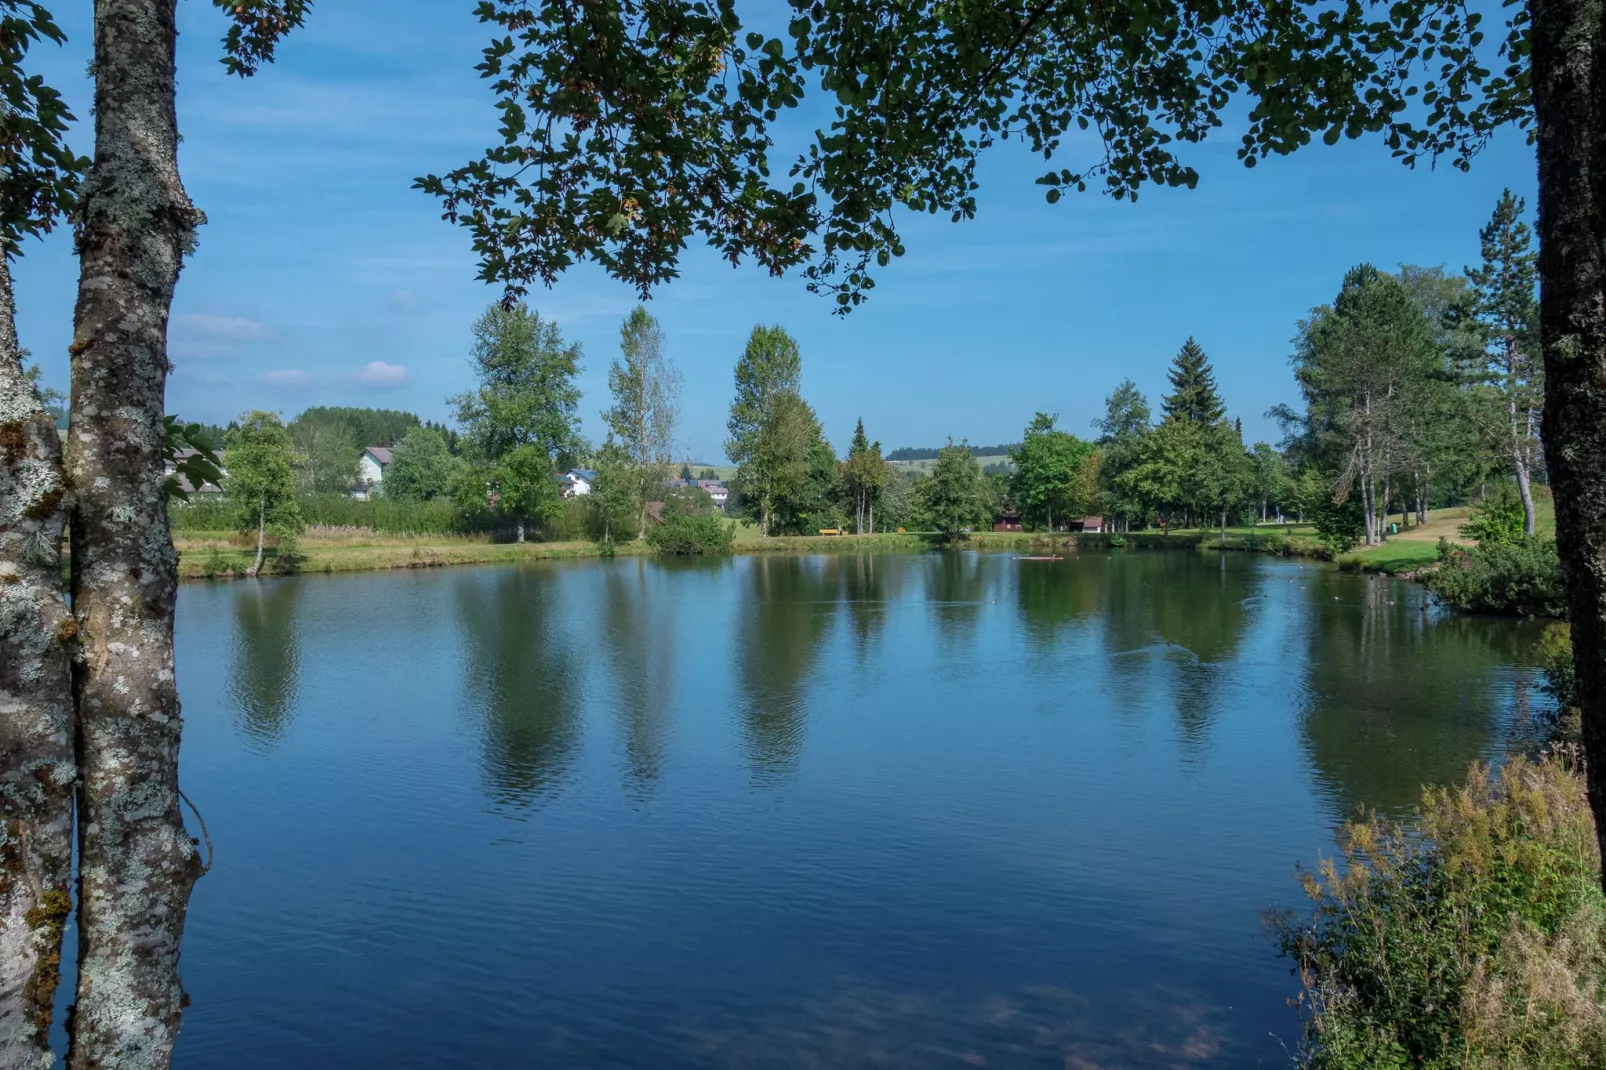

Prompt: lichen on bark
xmin=64 ymin=2 xmax=204 ymax=1067
xmin=0 ymin=249 xmax=78 ymax=1068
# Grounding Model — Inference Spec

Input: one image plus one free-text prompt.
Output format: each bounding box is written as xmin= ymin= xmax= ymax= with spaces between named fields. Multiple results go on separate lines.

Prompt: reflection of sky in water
xmin=169 ymin=552 xmax=1552 ymax=1069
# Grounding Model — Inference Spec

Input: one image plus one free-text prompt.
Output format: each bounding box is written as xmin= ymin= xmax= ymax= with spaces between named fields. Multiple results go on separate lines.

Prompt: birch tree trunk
xmin=0 ymin=254 xmax=77 ymax=1069
xmin=1532 ymin=0 xmax=1606 ymax=890
xmin=66 ymin=2 xmax=205 ymax=1065
xmin=249 ymin=497 xmax=266 ymax=578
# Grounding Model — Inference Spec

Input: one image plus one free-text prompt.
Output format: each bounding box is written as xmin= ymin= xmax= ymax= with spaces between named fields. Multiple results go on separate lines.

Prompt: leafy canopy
xmin=421 ymin=0 xmax=1530 ymax=309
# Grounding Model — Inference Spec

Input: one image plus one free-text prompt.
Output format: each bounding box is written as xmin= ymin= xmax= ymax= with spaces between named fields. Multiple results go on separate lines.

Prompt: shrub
xmin=646 ymin=510 xmax=734 ymax=554
xmin=1423 ymin=538 xmax=1566 ymax=617
xmin=1539 ymin=625 xmax=1583 ymax=746
xmin=1273 ymin=757 xmax=1605 ymax=1070
xmin=1463 ymin=484 xmax=1528 ymax=546
xmin=1314 ymin=493 xmax=1365 ymax=554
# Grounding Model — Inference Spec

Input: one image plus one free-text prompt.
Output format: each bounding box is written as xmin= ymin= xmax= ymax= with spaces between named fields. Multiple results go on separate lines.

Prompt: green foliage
xmin=1093 ymin=378 xmax=1152 ymax=529
xmin=1161 ymin=338 xmax=1226 ymax=425
xmin=0 ymin=0 xmax=88 ymax=252
xmin=286 ymin=410 xmax=360 ymax=494
xmin=725 ymin=326 xmax=830 ymax=534
xmin=1541 ymin=625 xmax=1579 ymax=712
xmin=646 ymin=509 xmax=735 ymax=554
xmin=452 ymin=302 xmax=583 ymax=465
xmin=1462 ymin=484 xmax=1528 ymax=546
xmin=225 ymin=410 xmax=304 ymax=560
xmin=925 ymin=440 xmax=990 ymax=539
xmin=587 ymin=438 xmax=643 ymax=541
xmin=839 ymin=417 xmax=891 ymax=532
xmin=1425 ymin=538 xmax=1566 ymax=618
xmin=383 ymin=427 xmax=458 ymax=502
xmin=1273 ymin=758 xmax=1605 ymax=1070
xmin=496 ymin=442 xmax=562 ymax=534
xmin=161 ymin=416 xmax=224 ymax=502
xmin=296 ymin=493 xmax=470 ymax=536
xmin=420 ymin=0 xmax=1529 ymax=310
xmin=603 ymin=306 xmax=680 ymax=535
xmin=289 ymin=406 xmax=420 ymax=449
xmin=1009 ymin=412 xmax=1098 ymax=530
xmin=1313 ymin=490 xmax=1365 ymax=554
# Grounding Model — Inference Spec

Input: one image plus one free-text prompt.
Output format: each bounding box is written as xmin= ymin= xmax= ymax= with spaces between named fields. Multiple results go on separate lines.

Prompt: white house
xmin=557 ymin=468 xmax=598 ymax=497
xmin=357 ymin=447 xmax=392 ymax=498
xmin=696 ymin=479 xmax=730 ymax=508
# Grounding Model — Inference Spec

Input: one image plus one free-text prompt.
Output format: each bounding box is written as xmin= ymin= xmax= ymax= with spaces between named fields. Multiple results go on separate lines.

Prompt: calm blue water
xmin=163 ymin=550 xmax=1549 ymax=1068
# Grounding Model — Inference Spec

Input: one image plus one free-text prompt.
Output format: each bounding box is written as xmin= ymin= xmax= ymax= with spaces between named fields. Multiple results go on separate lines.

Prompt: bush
xmin=1314 ymin=493 xmax=1365 ymax=554
xmin=1463 ymin=484 xmax=1528 ymax=546
xmin=1423 ymin=537 xmax=1566 ymax=617
xmin=1539 ymin=625 xmax=1583 ymax=745
xmin=646 ymin=510 xmax=734 ymax=554
xmin=1273 ymin=757 xmax=1606 ymax=1070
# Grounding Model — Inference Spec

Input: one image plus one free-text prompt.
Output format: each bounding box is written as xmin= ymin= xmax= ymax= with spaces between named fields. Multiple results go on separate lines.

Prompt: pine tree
xmin=1161 ymin=338 xmax=1226 ymax=425
xmin=1464 ymin=190 xmax=1543 ymax=535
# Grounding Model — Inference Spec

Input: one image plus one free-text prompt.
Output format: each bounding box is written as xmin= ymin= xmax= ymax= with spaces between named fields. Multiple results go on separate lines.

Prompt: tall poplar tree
xmin=603 ymin=306 xmax=681 ymax=538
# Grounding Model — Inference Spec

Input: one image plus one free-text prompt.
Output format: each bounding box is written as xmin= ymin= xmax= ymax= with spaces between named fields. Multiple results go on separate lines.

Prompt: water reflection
xmin=600 ymin=560 xmax=677 ymax=799
xmin=734 ymin=556 xmax=835 ymax=782
xmin=926 ymin=551 xmax=995 ymax=648
xmin=455 ymin=569 xmax=583 ymax=811
xmin=182 ymin=550 xmax=1557 ymax=1070
xmin=227 ymin=579 xmax=302 ymax=746
xmin=1295 ymin=569 xmax=1547 ymax=819
xmin=832 ymin=553 xmax=899 ymax=659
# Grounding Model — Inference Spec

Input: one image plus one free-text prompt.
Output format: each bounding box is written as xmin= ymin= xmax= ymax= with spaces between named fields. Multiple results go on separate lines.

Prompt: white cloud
xmin=356 ymin=360 xmax=408 ymax=385
xmin=263 ymin=369 xmax=309 ymax=387
xmin=174 ymin=313 xmax=271 ymax=341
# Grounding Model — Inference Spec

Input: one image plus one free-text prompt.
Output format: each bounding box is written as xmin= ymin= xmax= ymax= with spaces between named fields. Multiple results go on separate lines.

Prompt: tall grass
xmin=1273 ymin=756 xmax=1606 ymax=1070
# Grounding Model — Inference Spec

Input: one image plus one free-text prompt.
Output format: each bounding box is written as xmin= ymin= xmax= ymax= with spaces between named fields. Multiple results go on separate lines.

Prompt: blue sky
xmin=13 ymin=1 xmax=1537 ymax=462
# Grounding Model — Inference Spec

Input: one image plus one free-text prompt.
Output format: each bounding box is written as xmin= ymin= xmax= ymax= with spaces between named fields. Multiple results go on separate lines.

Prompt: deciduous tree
xmin=227 ymin=411 xmax=304 ymax=577
xmin=0 ymin=4 xmax=82 ymax=1060
xmin=384 ymin=426 xmax=458 ymax=502
xmin=726 ymin=325 xmax=804 ymax=535
xmin=603 ymin=306 xmax=681 ymax=537
xmin=926 ymin=440 xmax=990 ymax=539
xmin=839 ymin=417 xmax=890 ymax=534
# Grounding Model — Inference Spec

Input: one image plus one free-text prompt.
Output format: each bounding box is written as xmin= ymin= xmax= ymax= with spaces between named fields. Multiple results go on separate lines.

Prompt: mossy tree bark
xmin=0 ymin=253 xmax=77 ymax=1069
xmin=65 ymin=1 xmax=204 ymax=1065
xmin=1532 ymin=0 xmax=1606 ymax=888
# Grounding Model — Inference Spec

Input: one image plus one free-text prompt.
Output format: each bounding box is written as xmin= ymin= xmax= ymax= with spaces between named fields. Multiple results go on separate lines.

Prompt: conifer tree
xmin=1161 ymin=338 xmax=1226 ymax=425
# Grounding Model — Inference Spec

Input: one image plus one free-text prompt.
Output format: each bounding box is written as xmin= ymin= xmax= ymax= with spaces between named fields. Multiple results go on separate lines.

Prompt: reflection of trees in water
xmin=735 ymin=556 xmax=835 ymax=783
xmin=830 ymin=553 xmax=900 ymax=660
xmin=1013 ymin=555 xmax=1103 ymax=648
xmin=456 ymin=570 xmax=583 ymax=812
xmin=600 ymin=559 xmax=677 ymax=799
xmin=228 ymin=579 xmax=302 ymax=747
xmin=1096 ymin=552 xmax=1256 ymax=753
xmin=925 ymin=551 xmax=996 ymax=649
xmin=1296 ymin=569 xmax=1547 ymax=820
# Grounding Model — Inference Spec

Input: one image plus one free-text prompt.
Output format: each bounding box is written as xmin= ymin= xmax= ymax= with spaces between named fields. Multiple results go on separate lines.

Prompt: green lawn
xmin=1340 ymin=539 xmax=1443 ymax=574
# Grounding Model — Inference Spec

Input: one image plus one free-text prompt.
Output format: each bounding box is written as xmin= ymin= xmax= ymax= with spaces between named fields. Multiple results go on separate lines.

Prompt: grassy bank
xmin=174 ymin=506 xmax=1496 ymax=581
xmin=174 ymin=530 xmax=652 ymax=579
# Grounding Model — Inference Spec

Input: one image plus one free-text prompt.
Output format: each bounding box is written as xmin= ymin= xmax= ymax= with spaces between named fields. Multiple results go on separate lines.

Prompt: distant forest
xmin=888 ymin=443 xmax=1019 ymax=461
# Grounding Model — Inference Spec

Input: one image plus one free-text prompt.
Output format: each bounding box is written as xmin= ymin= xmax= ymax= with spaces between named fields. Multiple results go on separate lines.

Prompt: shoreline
xmin=176 ymin=527 xmax=1441 ymax=582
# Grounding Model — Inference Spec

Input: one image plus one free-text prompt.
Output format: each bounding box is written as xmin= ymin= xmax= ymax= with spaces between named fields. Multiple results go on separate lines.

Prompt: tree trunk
xmin=868 ymin=501 xmax=874 ymax=535
xmin=1515 ymin=453 xmax=1538 ymax=537
xmin=1532 ymin=0 xmax=1606 ymax=890
xmin=65 ymin=2 xmax=205 ymax=1065
xmin=248 ymin=496 xmax=266 ymax=578
xmin=0 ymin=254 xmax=77 ymax=1068
xmin=515 ymin=514 xmax=526 ymax=543
xmin=1219 ymin=507 xmax=1227 ymax=547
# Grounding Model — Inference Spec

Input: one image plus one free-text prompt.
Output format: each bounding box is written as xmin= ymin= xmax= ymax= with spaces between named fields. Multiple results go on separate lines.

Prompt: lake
xmin=165 ymin=549 xmax=1551 ymax=1068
